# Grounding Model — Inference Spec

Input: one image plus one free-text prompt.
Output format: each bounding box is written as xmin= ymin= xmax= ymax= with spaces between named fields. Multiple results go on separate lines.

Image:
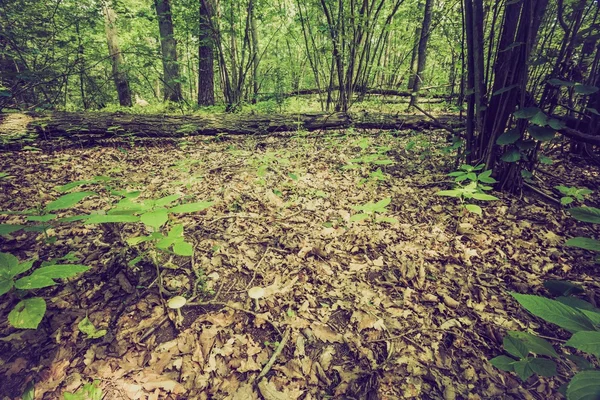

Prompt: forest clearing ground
xmin=0 ymin=129 xmax=598 ymax=399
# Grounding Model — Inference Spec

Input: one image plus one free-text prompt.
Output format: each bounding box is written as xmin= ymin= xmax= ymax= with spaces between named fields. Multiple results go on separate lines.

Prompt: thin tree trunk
xmin=198 ymin=0 xmax=215 ymax=106
xmin=155 ymin=0 xmax=183 ymax=102
xmin=102 ymin=2 xmax=132 ymax=107
xmin=409 ymin=0 xmax=433 ymax=108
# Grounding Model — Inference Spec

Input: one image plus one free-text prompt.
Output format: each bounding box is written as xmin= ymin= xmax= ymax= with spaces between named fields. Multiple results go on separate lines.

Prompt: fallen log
xmin=0 ymin=111 xmax=463 ymax=144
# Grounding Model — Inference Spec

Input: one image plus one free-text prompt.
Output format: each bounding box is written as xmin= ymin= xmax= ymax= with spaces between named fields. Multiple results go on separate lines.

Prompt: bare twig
xmin=255 ymin=326 xmax=291 ymax=382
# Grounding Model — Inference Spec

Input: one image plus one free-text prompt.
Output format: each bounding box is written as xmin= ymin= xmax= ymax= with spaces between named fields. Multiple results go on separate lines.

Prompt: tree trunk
xmin=155 ymin=0 xmax=184 ymax=102
xmin=198 ymin=0 xmax=215 ymax=106
xmin=409 ymin=0 xmax=434 ymax=108
xmin=250 ymin=0 xmax=259 ymax=104
xmin=102 ymin=2 xmax=132 ymax=107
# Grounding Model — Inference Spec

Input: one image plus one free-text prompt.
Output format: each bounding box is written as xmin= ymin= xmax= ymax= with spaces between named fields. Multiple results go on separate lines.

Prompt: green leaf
xmin=507 ymin=331 xmax=558 ymax=357
xmin=514 ymin=107 xmax=541 ymax=119
xmin=55 ymin=180 xmax=93 ymax=193
xmin=513 ymin=359 xmax=535 ymax=381
xmin=169 ymin=201 xmax=214 ymax=214
xmin=566 ymin=237 xmax=600 ymax=252
xmin=173 ymin=241 xmax=194 ymax=256
xmin=375 ymin=216 xmax=399 ymax=224
xmin=556 ymin=297 xmax=600 ymax=326
xmin=32 ymin=264 xmax=89 ymax=279
xmin=465 ymin=204 xmax=482 ymax=215
xmin=374 ymin=197 xmax=391 ymax=211
xmin=547 ymin=118 xmax=566 ymax=130
xmin=574 ymin=84 xmax=599 ymax=95
xmin=78 ymin=316 xmax=107 ymax=339
xmin=350 ymin=213 xmax=370 ymax=222
xmin=529 ymin=358 xmax=557 ymax=377
xmin=167 ymin=224 xmax=184 ymax=238
xmin=548 ymin=78 xmax=575 ymax=87
xmin=511 ymin=292 xmax=596 ymax=333
xmin=516 ymin=140 xmax=536 ymax=150
xmin=567 ymin=370 xmax=600 ymax=400
xmin=472 ymin=193 xmax=499 ymax=201
xmin=156 ymin=236 xmax=176 ymax=250
xmin=140 ymin=208 xmax=169 ymax=230
xmin=8 ymin=297 xmax=46 ymax=329
xmin=85 ymin=215 xmax=140 ymax=224
xmin=501 ymin=149 xmax=521 ymax=162
xmin=504 ymin=335 xmax=529 ymax=359
xmin=562 ymin=197 xmax=574 ymax=206
xmin=0 ymin=252 xmax=19 ymax=272
xmin=154 ymin=194 xmax=181 ymax=207
xmin=529 ymin=112 xmax=549 ymax=126
xmin=126 ymin=235 xmax=154 ymax=246
xmin=489 ymin=355 xmax=516 ymax=372
xmin=528 ymin=125 xmax=556 ymax=141
xmin=45 ymin=191 xmax=96 ymax=211
xmin=566 ymin=354 xmax=594 ymax=370
xmin=0 ymin=224 xmax=24 ymax=235
xmin=566 ymin=331 xmax=600 ymax=358
xmin=539 ymin=155 xmax=553 ymax=165
xmin=543 ymin=280 xmax=584 ymax=297
xmin=27 ymin=214 xmax=57 ymax=222
xmin=436 ymin=190 xmax=462 ymax=197
xmin=569 ymin=207 xmax=600 ymax=224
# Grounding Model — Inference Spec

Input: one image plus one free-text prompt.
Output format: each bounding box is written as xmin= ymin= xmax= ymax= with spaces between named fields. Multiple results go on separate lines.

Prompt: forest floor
xmin=0 ymin=127 xmax=599 ymax=399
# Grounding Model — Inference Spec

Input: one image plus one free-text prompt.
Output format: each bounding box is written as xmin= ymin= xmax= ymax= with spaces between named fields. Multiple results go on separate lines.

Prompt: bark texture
xmin=155 ymin=0 xmax=183 ymax=102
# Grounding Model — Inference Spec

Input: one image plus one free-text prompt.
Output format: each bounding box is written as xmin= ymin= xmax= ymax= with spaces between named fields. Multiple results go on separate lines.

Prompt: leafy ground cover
xmin=0 ymin=129 xmax=598 ymax=399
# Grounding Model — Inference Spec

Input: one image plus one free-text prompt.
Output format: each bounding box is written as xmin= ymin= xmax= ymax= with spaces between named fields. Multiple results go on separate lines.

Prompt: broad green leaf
xmin=562 ymin=197 xmax=574 ymax=206
xmin=566 ymin=354 xmax=594 ymax=370
xmin=472 ymin=193 xmax=499 ymax=201
xmin=8 ymin=297 xmax=46 ymax=329
xmin=173 ymin=241 xmax=194 ymax=256
xmin=507 ymin=331 xmax=558 ymax=357
xmin=528 ymin=126 xmax=556 ymax=141
xmin=521 ymin=170 xmax=533 ymax=179
xmin=156 ymin=237 xmax=177 ymax=250
xmin=10 ymin=260 xmax=35 ymax=279
xmin=539 ymin=155 xmax=553 ymax=165
xmin=465 ymin=204 xmax=482 ymax=215
xmin=0 ymin=224 xmax=24 ymax=235
xmin=45 ymin=191 xmax=96 ymax=211
xmin=15 ymin=275 xmax=59 ymax=289
xmin=566 ymin=331 xmax=600 ymax=357
xmin=55 ymin=180 xmax=93 ymax=193
xmin=556 ymin=297 xmax=600 ymax=326
xmin=169 ymin=201 xmax=214 ymax=214
xmin=78 ymin=316 xmax=107 ymax=339
xmin=376 ymin=216 xmax=399 ymax=224
xmin=155 ymin=194 xmax=181 ymax=207
xmin=529 ymin=358 xmax=557 ymax=377
xmin=167 ymin=224 xmax=184 ymax=238
xmin=140 ymin=208 xmax=169 ymax=230
xmin=529 ymin=112 xmax=549 ymax=126
xmin=0 ymin=252 xmax=19 ymax=272
xmin=126 ymin=235 xmax=154 ymax=246
xmin=567 ymin=370 xmax=600 ymax=400
xmin=501 ymin=149 xmax=521 ymax=162
xmin=350 ymin=213 xmax=370 ymax=222
xmin=548 ymin=78 xmax=575 ymax=87
xmin=511 ymin=292 xmax=596 ymax=333
xmin=489 ymin=355 xmax=516 ymax=371
xmin=548 ymin=118 xmax=566 ymax=130
xmin=569 ymin=207 xmax=600 ymax=224
xmin=513 ymin=359 xmax=535 ymax=381
xmin=56 ymin=215 xmax=92 ymax=223
xmin=85 ymin=215 xmax=140 ymax=224
xmin=544 ymin=280 xmax=584 ymax=297
xmin=27 ymin=214 xmax=57 ymax=222
xmin=30 ymin=264 xmax=89 ymax=279
xmin=436 ymin=190 xmax=462 ymax=197
xmin=504 ymin=335 xmax=529 ymax=359
xmin=566 ymin=237 xmax=600 ymax=252
xmin=516 ymin=140 xmax=536 ymax=150
xmin=587 ymin=107 xmax=600 ymax=116
xmin=374 ymin=197 xmax=391 ymax=211
xmin=0 ymin=277 xmax=13 ymax=296
xmin=574 ymin=84 xmax=599 ymax=95
xmin=514 ymin=107 xmax=541 ymax=119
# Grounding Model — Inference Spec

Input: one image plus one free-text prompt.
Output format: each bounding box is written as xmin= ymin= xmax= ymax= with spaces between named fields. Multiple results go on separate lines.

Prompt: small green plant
xmin=436 ymin=164 xmax=498 ymax=215
xmin=565 ymin=206 xmax=600 ymax=262
xmin=358 ymin=168 xmax=388 ymax=187
xmin=0 ymin=252 xmax=89 ymax=329
xmin=350 ymin=197 xmax=398 ymax=224
xmin=555 ymin=186 xmax=593 ymax=206
xmin=78 ymin=315 xmax=107 ymax=339
xmin=490 ymin=283 xmax=600 ymax=398
xmin=63 ymin=380 xmax=103 ymax=400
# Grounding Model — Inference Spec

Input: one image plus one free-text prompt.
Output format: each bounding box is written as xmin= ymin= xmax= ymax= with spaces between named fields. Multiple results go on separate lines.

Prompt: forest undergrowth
xmin=0 ymin=129 xmax=598 ymax=399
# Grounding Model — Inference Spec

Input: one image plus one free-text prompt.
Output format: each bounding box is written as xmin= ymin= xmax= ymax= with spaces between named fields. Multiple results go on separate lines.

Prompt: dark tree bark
xmin=155 ymin=0 xmax=184 ymax=102
xmin=198 ymin=0 xmax=215 ymax=106
xmin=409 ymin=0 xmax=434 ymax=108
xmin=102 ymin=2 xmax=132 ymax=107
